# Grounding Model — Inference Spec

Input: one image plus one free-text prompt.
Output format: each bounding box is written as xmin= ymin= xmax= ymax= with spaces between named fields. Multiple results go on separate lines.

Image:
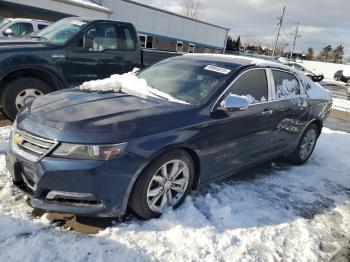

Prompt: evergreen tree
xmin=332 ymin=45 xmax=344 ymax=63
xmin=305 ymin=47 xmax=314 ymax=60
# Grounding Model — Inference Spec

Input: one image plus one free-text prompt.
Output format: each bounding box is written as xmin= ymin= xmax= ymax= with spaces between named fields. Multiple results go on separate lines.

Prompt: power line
xmin=272 ymin=5 xmax=285 ymax=56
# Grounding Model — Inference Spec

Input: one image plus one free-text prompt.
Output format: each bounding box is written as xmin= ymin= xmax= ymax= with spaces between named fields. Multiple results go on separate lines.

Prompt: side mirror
xmin=83 ymin=36 xmax=94 ymax=49
xmin=3 ymin=28 xmax=14 ymax=37
xmin=222 ymin=94 xmax=250 ymax=111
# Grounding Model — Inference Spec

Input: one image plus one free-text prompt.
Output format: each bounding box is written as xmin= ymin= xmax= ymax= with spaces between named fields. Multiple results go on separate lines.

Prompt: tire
xmin=1 ymin=77 xmax=52 ymax=120
xmin=129 ymin=150 xmax=195 ymax=219
xmin=288 ymin=123 xmax=319 ymax=165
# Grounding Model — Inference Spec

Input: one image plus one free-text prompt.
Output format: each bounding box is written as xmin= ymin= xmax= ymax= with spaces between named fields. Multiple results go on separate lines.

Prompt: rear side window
xmin=38 ymin=24 xmax=48 ymax=30
xmin=272 ymin=70 xmax=300 ymax=99
xmin=228 ymin=69 xmax=268 ymax=103
xmin=121 ymin=26 xmax=136 ymax=50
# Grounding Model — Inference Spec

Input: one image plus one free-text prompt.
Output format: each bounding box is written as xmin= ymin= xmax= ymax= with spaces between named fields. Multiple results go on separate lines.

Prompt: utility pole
xmin=272 ymin=5 xmax=285 ymax=57
xmin=289 ymin=22 xmax=301 ymax=60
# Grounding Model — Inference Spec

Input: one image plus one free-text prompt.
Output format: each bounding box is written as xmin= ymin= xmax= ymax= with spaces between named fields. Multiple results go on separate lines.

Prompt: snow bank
xmin=300 ymin=60 xmax=350 ymax=79
xmin=332 ymin=98 xmax=350 ymax=112
xmin=78 ymin=72 xmax=188 ymax=104
xmin=0 ymin=126 xmax=349 ymax=261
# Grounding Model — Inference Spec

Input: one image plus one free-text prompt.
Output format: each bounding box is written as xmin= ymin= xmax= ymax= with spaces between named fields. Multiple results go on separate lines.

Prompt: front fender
xmin=0 ymin=54 xmax=67 ymax=88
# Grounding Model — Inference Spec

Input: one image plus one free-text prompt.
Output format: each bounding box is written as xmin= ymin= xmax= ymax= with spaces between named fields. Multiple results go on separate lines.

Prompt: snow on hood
xmin=78 ymin=72 xmax=189 ymax=104
xmin=251 ymin=59 xmax=331 ymax=101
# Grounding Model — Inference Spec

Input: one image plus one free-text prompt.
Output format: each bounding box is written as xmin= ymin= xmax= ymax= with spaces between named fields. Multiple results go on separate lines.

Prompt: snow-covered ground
xmin=333 ymin=98 xmax=350 ymax=112
xmin=0 ymin=126 xmax=349 ymax=261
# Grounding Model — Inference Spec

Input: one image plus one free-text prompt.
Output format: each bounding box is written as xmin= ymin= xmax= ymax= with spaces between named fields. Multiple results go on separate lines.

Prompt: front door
xmin=203 ymin=69 xmax=275 ymax=182
xmin=63 ymin=22 xmax=125 ymax=86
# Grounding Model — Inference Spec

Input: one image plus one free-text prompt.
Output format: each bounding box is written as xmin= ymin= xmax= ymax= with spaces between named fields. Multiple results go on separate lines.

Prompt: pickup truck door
xmin=63 ymin=22 xmax=125 ymax=86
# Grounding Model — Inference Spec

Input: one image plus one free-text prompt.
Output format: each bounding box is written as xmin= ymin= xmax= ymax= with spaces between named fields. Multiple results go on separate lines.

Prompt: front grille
xmin=13 ymin=129 xmax=57 ymax=162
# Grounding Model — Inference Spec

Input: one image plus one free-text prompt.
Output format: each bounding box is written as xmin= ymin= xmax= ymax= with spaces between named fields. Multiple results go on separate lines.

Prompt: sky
xmin=132 ymin=0 xmax=350 ymax=57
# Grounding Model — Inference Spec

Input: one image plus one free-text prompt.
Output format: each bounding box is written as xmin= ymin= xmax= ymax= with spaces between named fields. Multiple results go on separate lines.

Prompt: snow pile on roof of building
xmin=63 ymin=0 xmax=111 ymax=12
xmin=78 ymin=72 xmax=188 ymax=104
xmin=0 ymin=126 xmax=349 ymax=261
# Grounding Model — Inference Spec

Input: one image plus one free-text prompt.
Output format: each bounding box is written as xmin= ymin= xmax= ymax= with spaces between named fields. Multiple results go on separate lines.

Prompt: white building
xmin=1 ymin=0 xmax=229 ymax=53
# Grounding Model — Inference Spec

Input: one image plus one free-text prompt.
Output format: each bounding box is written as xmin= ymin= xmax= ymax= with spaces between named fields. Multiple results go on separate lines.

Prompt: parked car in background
xmin=6 ymin=55 xmax=332 ymax=220
xmin=0 ymin=18 xmax=50 ymax=37
xmin=334 ymin=70 xmax=350 ymax=85
xmin=0 ymin=17 xmax=180 ymax=120
xmin=288 ymin=62 xmax=324 ymax=82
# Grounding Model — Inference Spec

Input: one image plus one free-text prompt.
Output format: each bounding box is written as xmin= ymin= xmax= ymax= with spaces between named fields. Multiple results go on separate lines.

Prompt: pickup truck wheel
xmin=129 ymin=150 xmax=194 ymax=219
xmin=1 ymin=77 xmax=52 ymax=120
xmin=288 ymin=124 xmax=318 ymax=165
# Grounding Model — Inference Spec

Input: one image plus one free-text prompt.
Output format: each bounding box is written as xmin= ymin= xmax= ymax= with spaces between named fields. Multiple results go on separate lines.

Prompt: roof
xmin=55 ymin=0 xmax=113 ymax=13
xmin=184 ymin=54 xmax=283 ymax=67
xmin=4 ymin=18 xmax=50 ymax=23
xmin=120 ymin=0 xmax=230 ymax=31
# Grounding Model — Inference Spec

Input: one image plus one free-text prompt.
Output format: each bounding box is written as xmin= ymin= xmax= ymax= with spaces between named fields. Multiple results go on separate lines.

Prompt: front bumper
xmin=6 ymin=150 xmax=146 ymax=217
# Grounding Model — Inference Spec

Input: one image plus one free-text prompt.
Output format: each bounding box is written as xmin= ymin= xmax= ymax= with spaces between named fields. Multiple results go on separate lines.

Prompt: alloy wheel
xmin=146 ymin=159 xmax=190 ymax=213
xmin=299 ymin=129 xmax=317 ymax=160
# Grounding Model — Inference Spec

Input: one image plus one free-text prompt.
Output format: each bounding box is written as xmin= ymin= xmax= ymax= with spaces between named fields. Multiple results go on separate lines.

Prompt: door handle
xmin=261 ymin=108 xmax=273 ymax=116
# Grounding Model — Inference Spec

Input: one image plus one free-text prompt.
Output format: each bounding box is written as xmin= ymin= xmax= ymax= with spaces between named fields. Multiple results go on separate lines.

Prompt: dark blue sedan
xmin=6 ymin=55 xmax=332 ymax=219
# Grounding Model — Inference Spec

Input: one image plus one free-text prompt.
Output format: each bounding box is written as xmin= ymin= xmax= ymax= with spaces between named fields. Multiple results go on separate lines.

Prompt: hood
xmin=17 ymin=89 xmax=193 ymax=143
xmin=0 ymin=38 xmax=52 ymax=51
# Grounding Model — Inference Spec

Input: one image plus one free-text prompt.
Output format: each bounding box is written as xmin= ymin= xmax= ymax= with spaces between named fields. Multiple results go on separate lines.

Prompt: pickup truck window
xmin=36 ymin=18 xmax=87 ymax=45
xmin=38 ymin=24 xmax=48 ymax=30
xmin=85 ymin=24 xmax=118 ymax=52
xmin=122 ymin=27 xmax=136 ymax=50
xmin=10 ymin=22 xmax=34 ymax=36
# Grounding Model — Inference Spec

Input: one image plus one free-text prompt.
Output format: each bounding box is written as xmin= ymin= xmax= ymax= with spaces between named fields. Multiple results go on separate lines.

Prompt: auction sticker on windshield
xmin=204 ymin=65 xmax=231 ymax=75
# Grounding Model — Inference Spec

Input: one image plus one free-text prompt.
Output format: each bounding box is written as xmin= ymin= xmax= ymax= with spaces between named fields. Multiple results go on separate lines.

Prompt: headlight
xmin=51 ymin=142 xmax=127 ymax=161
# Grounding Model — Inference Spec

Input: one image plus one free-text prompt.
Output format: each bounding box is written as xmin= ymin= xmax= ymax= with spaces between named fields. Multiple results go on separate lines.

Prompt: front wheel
xmin=129 ymin=150 xmax=194 ymax=219
xmin=1 ymin=77 xmax=52 ymax=120
xmin=288 ymin=124 xmax=319 ymax=165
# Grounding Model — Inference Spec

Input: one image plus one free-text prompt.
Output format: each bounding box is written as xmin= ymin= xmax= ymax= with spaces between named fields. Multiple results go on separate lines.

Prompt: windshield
xmin=0 ymin=19 xmax=10 ymax=30
xmin=35 ymin=18 xmax=87 ymax=44
xmin=136 ymin=57 xmax=235 ymax=104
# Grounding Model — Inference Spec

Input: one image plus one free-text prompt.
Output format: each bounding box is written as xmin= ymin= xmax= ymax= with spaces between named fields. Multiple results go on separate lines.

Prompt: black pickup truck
xmin=0 ymin=17 xmax=179 ymax=119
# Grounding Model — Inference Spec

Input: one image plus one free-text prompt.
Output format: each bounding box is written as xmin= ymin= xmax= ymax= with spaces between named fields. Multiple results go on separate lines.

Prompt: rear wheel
xmin=129 ymin=150 xmax=194 ymax=219
xmin=1 ymin=77 xmax=52 ymax=120
xmin=288 ymin=124 xmax=318 ymax=165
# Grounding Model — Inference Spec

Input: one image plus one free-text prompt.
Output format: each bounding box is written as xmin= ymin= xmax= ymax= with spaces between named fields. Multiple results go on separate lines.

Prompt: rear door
xmin=204 ymin=68 xmax=275 ymax=181
xmin=266 ymin=69 xmax=311 ymax=156
xmin=64 ymin=22 xmax=125 ymax=85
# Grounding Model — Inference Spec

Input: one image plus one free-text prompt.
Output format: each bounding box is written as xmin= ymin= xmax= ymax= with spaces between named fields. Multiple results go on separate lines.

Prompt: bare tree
xmin=178 ymin=0 xmax=203 ymax=19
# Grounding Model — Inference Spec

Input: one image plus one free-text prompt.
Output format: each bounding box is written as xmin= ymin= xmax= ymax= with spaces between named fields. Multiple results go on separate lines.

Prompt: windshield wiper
xmin=147 ymin=89 xmax=169 ymax=101
xmin=30 ymin=36 xmax=48 ymax=41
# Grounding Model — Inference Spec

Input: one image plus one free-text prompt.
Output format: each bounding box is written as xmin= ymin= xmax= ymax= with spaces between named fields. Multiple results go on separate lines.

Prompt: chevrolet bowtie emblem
xmin=13 ymin=133 xmax=23 ymax=145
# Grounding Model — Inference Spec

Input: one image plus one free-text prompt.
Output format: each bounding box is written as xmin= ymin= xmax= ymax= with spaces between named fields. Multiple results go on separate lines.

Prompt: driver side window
xmin=224 ymin=69 xmax=268 ymax=104
xmin=84 ymin=24 xmax=118 ymax=52
xmin=9 ymin=22 xmax=33 ymax=36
